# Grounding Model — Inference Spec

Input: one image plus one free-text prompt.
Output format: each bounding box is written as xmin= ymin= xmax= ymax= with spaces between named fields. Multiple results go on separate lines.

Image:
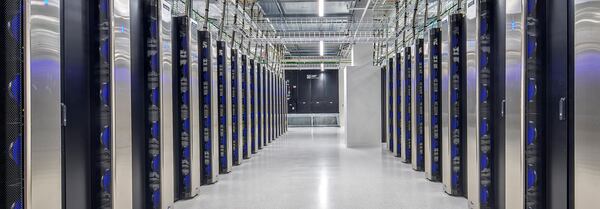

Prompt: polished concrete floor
xmin=177 ymin=127 xmax=468 ymax=209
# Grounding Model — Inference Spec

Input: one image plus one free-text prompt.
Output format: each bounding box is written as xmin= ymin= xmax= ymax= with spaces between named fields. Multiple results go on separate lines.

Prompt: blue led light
xmin=151 ymin=122 xmax=160 ymax=139
xmin=9 ymin=135 xmax=22 ymax=166
xmin=101 ymin=83 xmax=110 ymax=105
xmin=101 ymin=40 xmax=110 ymax=60
xmin=100 ymin=0 xmax=109 ymax=14
xmin=183 ymin=91 xmax=190 ymax=105
xmin=152 ymin=190 xmax=161 ymax=207
xmin=9 ymin=11 xmax=22 ymax=43
xmin=184 ymin=147 xmax=190 ymax=159
xmin=101 ymin=126 xmax=110 ymax=147
xmin=150 ymin=22 xmax=158 ymax=37
xmin=101 ymin=169 xmax=111 ymax=193
xmin=480 ymin=119 xmax=489 ymax=135
xmin=527 ymin=79 xmax=536 ymax=102
xmin=183 ymin=119 xmax=190 ymax=132
xmin=9 ymin=74 xmax=22 ymax=106
xmin=152 ymin=154 xmax=160 ymax=171
xmin=480 ymin=86 xmax=488 ymax=102
xmin=151 ymin=88 xmax=160 ymax=105
xmin=527 ymin=122 xmax=536 ymax=145
xmin=10 ymin=199 xmax=23 ymax=209
xmin=527 ymin=37 xmax=535 ymax=58
xmin=481 ymin=154 xmax=489 ymax=170
xmin=527 ymin=167 xmax=536 ymax=189
xmin=481 ymin=186 xmax=489 ymax=204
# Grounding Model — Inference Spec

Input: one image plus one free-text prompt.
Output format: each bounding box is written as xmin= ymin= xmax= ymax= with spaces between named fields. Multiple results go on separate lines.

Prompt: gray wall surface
xmin=345 ymin=44 xmax=380 ymax=148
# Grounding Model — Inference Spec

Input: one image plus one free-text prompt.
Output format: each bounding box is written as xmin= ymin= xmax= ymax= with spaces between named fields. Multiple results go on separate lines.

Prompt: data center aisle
xmin=179 ymin=127 xmax=467 ymax=209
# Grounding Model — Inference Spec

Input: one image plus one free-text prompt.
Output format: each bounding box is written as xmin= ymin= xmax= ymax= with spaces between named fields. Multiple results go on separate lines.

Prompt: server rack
xmin=387 ymin=64 xmax=394 ymax=153
xmin=198 ymin=31 xmax=219 ymax=184
xmin=412 ymin=39 xmax=425 ymax=171
xmin=261 ymin=65 xmax=268 ymax=146
xmin=231 ymin=49 xmax=242 ymax=166
xmin=216 ymin=41 xmax=233 ymax=173
xmin=270 ymin=70 xmax=275 ymax=141
xmin=257 ymin=63 xmax=264 ymax=149
xmin=441 ymin=13 xmax=467 ymax=197
xmin=250 ymin=60 xmax=259 ymax=153
xmin=267 ymin=69 xmax=273 ymax=143
xmin=425 ymin=28 xmax=442 ymax=182
xmin=241 ymin=54 xmax=252 ymax=159
xmin=401 ymin=47 xmax=412 ymax=163
xmin=387 ymin=58 xmax=397 ymax=157
xmin=1 ymin=0 xmax=62 ymax=208
xmin=172 ymin=16 xmax=201 ymax=200
xmin=394 ymin=53 xmax=402 ymax=158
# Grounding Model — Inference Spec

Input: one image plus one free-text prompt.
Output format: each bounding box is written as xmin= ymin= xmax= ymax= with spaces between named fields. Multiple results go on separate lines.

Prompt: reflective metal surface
xmin=440 ymin=16 xmax=452 ymax=193
xmin=465 ymin=0 xmax=480 ymax=207
xmin=234 ymin=49 xmax=244 ymax=164
xmin=400 ymin=48 xmax=408 ymax=162
xmin=159 ymin=1 xmax=175 ymax=208
xmin=25 ymin=0 xmax=63 ymax=208
xmin=112 ymin=0 xmax=134 ymax=206
xmin=411 ymin=45 xmax=418 ymax=170
xmin=574 ymin=0 xmax=600 ymax=207
xmin=504 ymin=0 xmax=524 ymax=207
xmin=210 ymin=37 xmax=220 ymax=182
xmin=225 ymin=45 xmax=233 ymax=171
xmin=391 ymin=59 xmax=398 ymax=156
xmin=189 ymin=19 xmax=201 ymax=196
xmin=424 ymin=30 xmax=432 ymax=179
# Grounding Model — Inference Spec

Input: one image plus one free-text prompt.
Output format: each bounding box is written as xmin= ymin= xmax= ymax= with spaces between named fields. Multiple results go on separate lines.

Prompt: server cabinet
xmin=386 ymin=65 xmax=393 ymax=152
xmin=381 ymin=68 xmax=387 ymax=144
xmin=401 ymin=47 xmax=412 ymax=163
xmin=198 ymin=31 xmax=219 ymax=184
xmin=412 ymin=39 xmax=425 ymax=171
xmin=231 ymin=49 xmax=242 ymax=166
xmin=261 ymin=66 xmax=268 ymax=146
xmin=387 ymin=58 xmax=397 ymax=157
xmin=0 ymin=0 xmax=62 ymax=208
xmin=267 ymin=70 xmax=273 ymax=143
xmin=172 ymin=16 xmax=201 ymax=199
xmin=250 ymin=60 xmax=258 ymax=153
xmin=441 ymin=13 xmax=467 ymax=196
xmin=241 ymin=55 xmax=251 ymax=159
xmin=257 ymin=63 xmax=264 ymax=149
xmin=394 ymin=54 xmax=402 ymax=157
xmin=574 ymin=0 xmax=600 ymax=208
xmin=465 ymin=0 xmax=504 ymax=208
xmin=217 ymin=41 xmax=233 ymax=173
xmin=425 ymin=28 xmax=442 ymax=182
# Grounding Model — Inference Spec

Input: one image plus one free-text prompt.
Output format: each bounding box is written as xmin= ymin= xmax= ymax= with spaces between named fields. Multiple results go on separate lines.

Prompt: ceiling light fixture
xmin=318 ymin=0 xmax=324 ymax=17
xmin=321 ymin=63 xmax=325 ymax=72
xmin=320 ymin=40 xmax=324 ymax=56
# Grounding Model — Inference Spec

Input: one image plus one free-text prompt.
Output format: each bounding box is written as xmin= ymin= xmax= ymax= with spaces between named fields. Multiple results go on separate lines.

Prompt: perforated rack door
xmin=404 ymin=47 xmax=413 ymax=163
xmin=199 ymin=31 xmax=214 ymax=185
xmin=1 ymin=0 xmax=24 ymax=208
xmin=449 ymin=13 xmax=466 ymax=196
xmin=429 ymin=28 xmax=442 ymax=182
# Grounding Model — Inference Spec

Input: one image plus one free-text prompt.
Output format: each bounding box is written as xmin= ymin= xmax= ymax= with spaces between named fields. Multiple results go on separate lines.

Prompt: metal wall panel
xmin=390 ymin=58 xmax=397 ymax=156
xmin=574 ymin=0 xmax=600 ymax=208
xmin=210 ymin=37 xmax=220 ymax=180
xmin=465 ymin=0 xmax=480 ymax=207
xmin=225 ymin=43 xmax=233 ymax=171
xmin=504 ymin=0 xmax=525 ymax=207
xmin=113 ymin=0 xmax=134 ymax=207
xmin=188 ymin=19 xmax=201 ymax=197
xmin=400 ymin=48 xmax=408 ymax=162
xmin=25 ymin=0 xmax=63 ymax=208
xmin=424 ymin=31 xmax=432 ymax=178
xmin=158 ymin=2 xmax=174 ymax=208
xmin=440 ymin=15 xmax=452 ymax=193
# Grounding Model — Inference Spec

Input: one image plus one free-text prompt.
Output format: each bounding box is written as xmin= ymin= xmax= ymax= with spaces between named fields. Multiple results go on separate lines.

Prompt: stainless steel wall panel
xmin=112 ymin=0 xmax=133 ymax=206
xmin=400 ymin=48 xmax=408 ymax=162
xmin=25 ymin=0 xmax=63 ymax=208
xmin=440 ymin=16 xmax=452 ymax=193
xmin=225 ymin=44 xmax=233 ymax=171
xmin=250 ymin=60 xmax=258 ymax=153
xmin=188 ymin=19 xmax=201 ymax=196
xmin=159 ymin=1 xmax=174 ymax=208
xmin=424 ymin=31 xmax=432 ymax=178
xmin=390 ymin=59 xmax=398 ymax=156
xmin=411 ymin=45 xmax=418 ymax=169
xmin=574 ymin=0 xmax=600 ymax=208
xmin=504 ymin=0 xmax=524 ymax=207
xmin=465 ymin=0 xmax=480 ymax=206
xmin=210 ymin=38 xmax=219 ymax=180
xmin=242 ymin=55 xmax=252 ymax=159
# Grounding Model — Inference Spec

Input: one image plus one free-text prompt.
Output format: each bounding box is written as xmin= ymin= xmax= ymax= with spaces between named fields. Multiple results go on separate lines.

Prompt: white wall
xmin=345 ymin=44 xmax=380 ymax=148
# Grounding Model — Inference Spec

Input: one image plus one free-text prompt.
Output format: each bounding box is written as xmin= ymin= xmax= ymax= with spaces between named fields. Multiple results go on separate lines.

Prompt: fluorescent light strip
xmin=318 ymin=0 xmax=324 ymax=17
xmin=320 ymin=40 xmax=324 ymax=56
xmin=321 ymin=63 xmax=325 ymax=72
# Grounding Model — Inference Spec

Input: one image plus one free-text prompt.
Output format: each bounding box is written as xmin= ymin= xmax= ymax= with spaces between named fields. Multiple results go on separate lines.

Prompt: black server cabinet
xmin=404 ymin=47 xmax=412 ymax=163
xmin=1 ymin=1 xmax=24 ymax=208
xmin=262 ymin=66 xmax=268 ymax=146
xmin=216 ymin=41 xmax=229 ymax=173
xmin=241 ymin=55 xmax=250 ymax=159
xmin=395 ymin=53 xmax=402 ymax=158
xmin=448 ymin=13 xmax=467 ymax=196
xmin=231 ymin=49 xmax=240 ymax=166
xmin=429 ymin=28 xmax=442 ymax=182
xmin=172 ymin=16 xmax=192 ymax=200
xmin=415 ymin=39 xmax=425 ymax=171
xmin=198 ymin=31 xmax=216 ymax=185
xmin=257 ymin=63 xmax=263 ymax=149
xmin=250 ymin=60 xmax=258 ymax=153
xmin=387 ymin=65 xmax=393 ymax=152
xmin=381 ymin=67 xmax=387 ymax=144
